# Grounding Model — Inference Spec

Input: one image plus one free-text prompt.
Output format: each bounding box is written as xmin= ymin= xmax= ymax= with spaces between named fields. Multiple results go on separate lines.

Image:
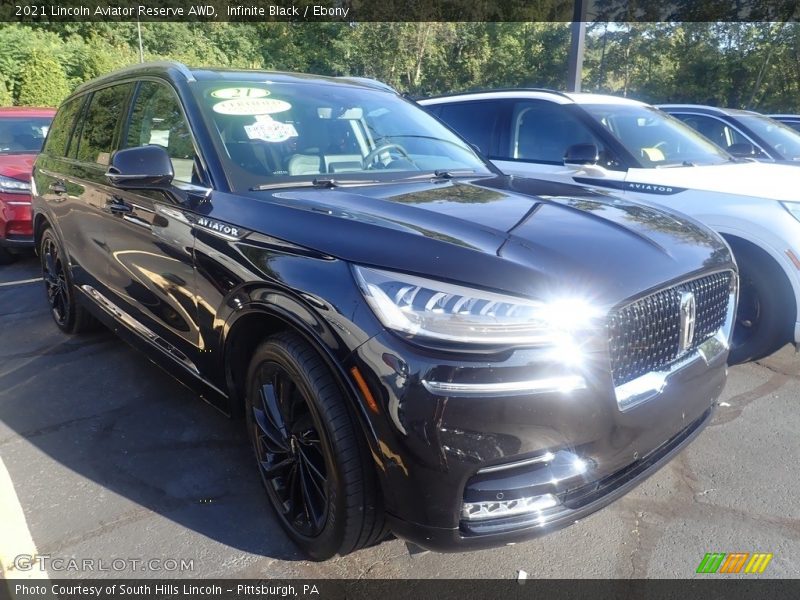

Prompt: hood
xmin=0 ymin=154 xmax=36 ymax=182
xmin=626 ymin=161 xmax=800 ymax=201
xmin=218 ymin=175 xmax=732 ymax=308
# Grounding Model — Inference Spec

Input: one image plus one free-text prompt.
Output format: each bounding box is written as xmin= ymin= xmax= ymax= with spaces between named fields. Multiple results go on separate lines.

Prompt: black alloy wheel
xmin=38 ymin=227 xmax=99 ymax=334
xmin=41 ymin=233 xmax=70 ymax=327
xmin=245 ymin=332 xmax=386 ymax=560
xmin=252 ymin=362 xmax=329 ymax=537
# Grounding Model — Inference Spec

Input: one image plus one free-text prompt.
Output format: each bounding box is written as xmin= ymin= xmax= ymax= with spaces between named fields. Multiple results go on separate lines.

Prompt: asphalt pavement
xmin=0 ymin=255 xmax=797 ymax=579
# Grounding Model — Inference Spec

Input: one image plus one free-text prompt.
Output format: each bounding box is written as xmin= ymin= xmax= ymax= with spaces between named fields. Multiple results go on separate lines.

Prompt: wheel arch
xmin=222 ymin=305 xmax=380 ymax=450
xmin=720 ymin=232 xmax=799 ymax=343
xmin=32 ymin=211 xmax=52 ymax=252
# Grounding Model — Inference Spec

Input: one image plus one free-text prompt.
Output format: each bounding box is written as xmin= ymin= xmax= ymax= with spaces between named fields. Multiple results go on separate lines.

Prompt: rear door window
xmin=437 ymin=101 xmax=500 ymax=156
xmin=43 ymin=96 xmax=85 ymax=157
xmin=75 ymin=83 xmax=133 ymax=166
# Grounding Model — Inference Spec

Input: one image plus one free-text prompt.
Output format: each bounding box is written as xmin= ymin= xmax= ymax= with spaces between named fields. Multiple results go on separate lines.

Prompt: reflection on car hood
xmin=225 ymin=175 xmax=731 ymax=306
xmin=626 ymin=161 xmax=800 ymax=201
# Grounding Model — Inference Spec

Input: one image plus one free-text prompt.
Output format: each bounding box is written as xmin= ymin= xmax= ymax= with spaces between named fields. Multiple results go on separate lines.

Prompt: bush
xmin=0 ymin=79 xmax=12 ymax=106
xmin=16 ymin=50 xmax=71 ymax=107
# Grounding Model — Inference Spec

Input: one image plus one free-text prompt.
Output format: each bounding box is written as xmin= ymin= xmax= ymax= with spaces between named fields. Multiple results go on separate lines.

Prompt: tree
xmin=0 ymin=79 xmax=11 ymax=106
xmin=16 ymin=49 xmax=71 ymax=107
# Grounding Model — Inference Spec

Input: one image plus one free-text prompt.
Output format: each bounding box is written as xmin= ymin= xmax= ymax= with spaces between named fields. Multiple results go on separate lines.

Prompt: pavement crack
xmin=0 ymin=406 xmax=131 ymax=448
xmin=357 ymin=551 xmax=407 ymax=579
xmin=46 ymin=506 xmax=156 ymax=554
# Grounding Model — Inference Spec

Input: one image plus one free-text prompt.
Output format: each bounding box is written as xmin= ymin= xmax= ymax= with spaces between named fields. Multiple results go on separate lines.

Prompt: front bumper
xmin=0 ymin=193 xmax=34 ymax=246
xmin=387 ymin=405 xmax=712 ymax=551
xmin=347 ymin=321 xmax=729 ymax=552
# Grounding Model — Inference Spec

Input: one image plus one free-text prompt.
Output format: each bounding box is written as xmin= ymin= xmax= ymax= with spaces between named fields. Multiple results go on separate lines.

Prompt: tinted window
xmin=43 ymin=98 xmax=84 ymax=157
xmin=781 ymin=120 xmax=800 ymax=133
xmin=125 ymin=81 xmax=196 ymax=183
xmin=673 ymin=114 xmax=750 ymax=152
xmin=509 ymin=100 xmax=613 ymax=167
xmin=76 ymin=84 xmax=132 ymax=166
xmin=0 ymin=116 xmax=53 ymax=154
xmin=736 ymin=114 xmax=800 ymax=160
xmin=437 ymin=101 xmax=497 ymax=155
xmin=583 ymin=104 xmax=730 ymax=167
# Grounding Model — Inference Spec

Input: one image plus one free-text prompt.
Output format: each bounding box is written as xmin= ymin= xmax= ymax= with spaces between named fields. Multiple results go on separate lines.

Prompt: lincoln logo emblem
xmin=679 ymin=291 xmax=697 ymax=354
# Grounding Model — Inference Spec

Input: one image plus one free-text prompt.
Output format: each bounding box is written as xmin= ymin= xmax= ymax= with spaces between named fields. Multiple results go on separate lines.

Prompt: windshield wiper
xmin=433 ymin=169 xmax=479 ymax=179
xmin=251 ymin=178 xmax=381 ymax=191
xmin=395 ymin=169 xmax=488 ymax=182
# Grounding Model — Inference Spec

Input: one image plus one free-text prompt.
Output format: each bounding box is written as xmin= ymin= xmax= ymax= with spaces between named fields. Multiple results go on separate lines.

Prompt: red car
xmin=0 ymin=107 xmax=56 ymax=264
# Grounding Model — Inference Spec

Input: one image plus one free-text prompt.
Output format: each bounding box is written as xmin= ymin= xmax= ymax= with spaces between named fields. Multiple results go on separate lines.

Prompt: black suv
xmin=33 ymin=62 xmax=736 ymax=559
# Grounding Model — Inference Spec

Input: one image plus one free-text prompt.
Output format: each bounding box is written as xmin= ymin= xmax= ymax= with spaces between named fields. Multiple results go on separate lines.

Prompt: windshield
xmin=194 ymin=81 xmax=492 ymax=189
xmin=582 ymin=104 xmax=731 ymax=167
xmin=737 ymin=114 xmax=800 ymax=160
xmin=0 ymin=116 xmax=52 ymax=154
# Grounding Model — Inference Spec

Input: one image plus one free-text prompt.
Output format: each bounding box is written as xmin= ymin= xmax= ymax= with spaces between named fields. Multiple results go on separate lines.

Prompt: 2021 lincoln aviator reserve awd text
xmin=33 ymin=63 xmax=737 ymax=559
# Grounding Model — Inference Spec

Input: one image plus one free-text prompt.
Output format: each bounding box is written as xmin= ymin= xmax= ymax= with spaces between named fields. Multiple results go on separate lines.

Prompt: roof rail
xmin=337 ymin=76 xmax=397 ymax=94
xmin=72 ymin=61 xmax=195 ymax=95
xmin=423 ymin=87 xmax=572 ymax=101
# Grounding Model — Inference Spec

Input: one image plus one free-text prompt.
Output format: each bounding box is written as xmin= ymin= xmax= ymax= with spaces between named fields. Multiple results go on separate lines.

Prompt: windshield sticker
xmin=212 ymin=98 xmax=292 ymax=116
xmin=210 ymin=87 xmax=270 ymax=99
xmin=244 ymin=114 xmax=298 ymax=143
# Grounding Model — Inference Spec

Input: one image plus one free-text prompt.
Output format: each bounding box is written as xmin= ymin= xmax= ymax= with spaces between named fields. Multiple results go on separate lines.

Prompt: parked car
xmin=0 ymin=106 xmax=55 ymax=264
xmin=34 ymin=63 xmax=737 ymax=559
xmin=659 ymin=104 xmax=800 ymax=163
xmin=768 ymin=114 xmax=800 ymax=133
xmin=421 ymin=90 xmax=800 ymax=364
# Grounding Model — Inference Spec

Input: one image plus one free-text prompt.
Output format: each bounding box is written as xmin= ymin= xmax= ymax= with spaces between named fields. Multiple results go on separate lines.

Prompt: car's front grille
xmin=607 ymin=271 xmax=733 ymax=386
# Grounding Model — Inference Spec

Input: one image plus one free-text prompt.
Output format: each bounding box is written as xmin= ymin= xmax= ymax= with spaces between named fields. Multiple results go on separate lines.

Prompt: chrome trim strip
xmin=477 ymin=451 xmax=556 ymax=474
xmin=80 ymin=285 xmax=199 ymax=375
xmin=614 ymin=288 xmax=736 ymax=412
xmin=421 ymin=375 xmax=586 ymax=398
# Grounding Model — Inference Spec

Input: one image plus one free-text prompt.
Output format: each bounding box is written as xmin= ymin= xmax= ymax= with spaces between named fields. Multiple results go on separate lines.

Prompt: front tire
xmin=39 ymin=227 xmax=99 ymax=334
xmin=728 ymin=243 xmax=795 ymax=364
xmin=245 ymin=332 xmax=386 ymax=560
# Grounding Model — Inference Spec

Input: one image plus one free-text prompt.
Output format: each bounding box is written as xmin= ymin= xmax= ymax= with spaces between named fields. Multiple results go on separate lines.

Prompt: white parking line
xmin=0 ymin=278 xmax=40 ymax=289
xmin=0 ymin=457 xmax=48 ymax=580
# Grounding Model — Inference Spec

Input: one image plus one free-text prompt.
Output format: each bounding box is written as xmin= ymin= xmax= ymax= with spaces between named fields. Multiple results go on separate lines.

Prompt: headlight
xmin=781 ymin=201 xmax=800 ymax=222
xmin=353 ymin=265 xmax=598 ymax=345
xmin=0 ymin=174 xmax=31 ymax=194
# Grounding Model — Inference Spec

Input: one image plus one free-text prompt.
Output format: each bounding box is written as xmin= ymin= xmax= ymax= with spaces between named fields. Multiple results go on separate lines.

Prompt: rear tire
xmin=728 ymin=242 xmax=795 ymax=364
xmin=245 ymin=332 xmax=386 ymax=560
xmin=39 ymin=227 xmax=99 ymax=334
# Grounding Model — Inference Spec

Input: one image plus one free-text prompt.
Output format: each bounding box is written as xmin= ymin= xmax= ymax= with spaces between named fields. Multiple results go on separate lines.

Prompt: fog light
xmin=461 ymin=493 xmax=559 ymax=521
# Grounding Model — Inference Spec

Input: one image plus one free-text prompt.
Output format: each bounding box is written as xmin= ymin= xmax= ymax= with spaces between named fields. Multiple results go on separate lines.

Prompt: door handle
xmin=106 ymin=197 xmax=132 ymax=214
xmin=48 ymin=181 xmax=67 ymax=194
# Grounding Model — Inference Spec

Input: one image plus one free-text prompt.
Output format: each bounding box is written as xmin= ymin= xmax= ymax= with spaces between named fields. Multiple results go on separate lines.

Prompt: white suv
xmin=421 ymin=90 xmax=800 ymax=363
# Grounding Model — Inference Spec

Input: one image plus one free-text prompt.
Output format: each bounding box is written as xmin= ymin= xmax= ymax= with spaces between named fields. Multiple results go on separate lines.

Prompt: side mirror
xmin=106 ymin=145 xmax=174 ymax=188
xmin=564 ymin=143 xmax=599 ymax=166
xmin=726 ymin=142 xmax=759 ymax=158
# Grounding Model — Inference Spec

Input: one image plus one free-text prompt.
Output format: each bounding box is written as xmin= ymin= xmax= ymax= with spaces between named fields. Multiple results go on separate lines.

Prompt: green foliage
xmin=2 ymin=22 xmax=800 ymax=110
xmin=17 ymin=49 xmax=71 ymax=107
xmin=0 ymin=79 xmax=12 ymax=106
